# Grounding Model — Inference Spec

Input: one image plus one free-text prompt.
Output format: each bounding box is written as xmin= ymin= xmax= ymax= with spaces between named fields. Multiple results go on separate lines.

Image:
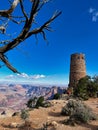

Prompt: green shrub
xmin=73 ymin=75 xmax=98 ymax=100
xmin=53 ymin=93 xmax=61 ymax=100
xmin=20 ymin=109 xmax=29 ymax=120
xmin=26 ymin=97 xmax=37 ymax=108
xmin=26 ymin=98 xmax=34 ymax=108
xmin=61 ymin=99 xmax=81 ymax=116
xmin=35 ymin=96 xmax=44 ymax=108
xmin=42 ymin=101 xmax=52 ymax=108
xmin=61 ymin=99 xmax=97 ymax=124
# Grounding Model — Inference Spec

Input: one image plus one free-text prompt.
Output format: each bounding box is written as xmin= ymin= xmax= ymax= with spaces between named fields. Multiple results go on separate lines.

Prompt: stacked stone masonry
xmin=69 ymin=53 xmax=86 ymax=88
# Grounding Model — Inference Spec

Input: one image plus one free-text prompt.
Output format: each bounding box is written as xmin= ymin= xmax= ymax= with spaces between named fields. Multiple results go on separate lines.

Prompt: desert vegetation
xmin=71 ymin=75 xmax=98 ymax=100
xmin=53 ymin=93 xmax=61 ymax=100
xmin=61 ymin=99 xmax=97 ymax=125
xmin=27 ymin=96 xmax=52 ymax=109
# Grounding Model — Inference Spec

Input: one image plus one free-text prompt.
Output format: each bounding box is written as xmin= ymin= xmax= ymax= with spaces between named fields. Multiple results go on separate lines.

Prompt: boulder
xmin=9 ymin=122 xmax=18 ymax=128
xmin=12 ymin=112 xmax=19 ymax=116
xmin=1 ymin=111 xmax=6 ymax=115
xmin=46 ymin=120 xmax=58 ymax=127
xmin=51 ymin=121 xmax=58 ymax=127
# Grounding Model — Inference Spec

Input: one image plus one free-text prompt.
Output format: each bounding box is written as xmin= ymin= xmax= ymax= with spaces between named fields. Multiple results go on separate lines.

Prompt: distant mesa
xmin=69 ymin=53 xmax=86 ymax=88
xmin=0 ymin=84 xmax=66 ymax=111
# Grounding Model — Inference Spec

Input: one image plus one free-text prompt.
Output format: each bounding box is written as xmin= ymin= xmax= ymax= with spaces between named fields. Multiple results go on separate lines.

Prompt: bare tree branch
xmin=0 ymin=0 xmax=61 ymax=73
xmin=19 ymin=0 xmax=29 ymax=21
xmin=25 ymin=11 xmax=62 ymax=38
xmin=0 ymin=53 xmax=20 ymax=73
xmin=0 ymin=0 xmax=40 ymax=53
xmin=0 ymin=20 xmax=9 ymax=34
xmin=0 ymin=40 xmax=10 ymax=44
xmin=10 ymin=18 xmax=25 ymax=24
xmin=0 ymin=0 xmax=20 ymax=18
xmin=8 ymin=0 xmax=12 ymax=5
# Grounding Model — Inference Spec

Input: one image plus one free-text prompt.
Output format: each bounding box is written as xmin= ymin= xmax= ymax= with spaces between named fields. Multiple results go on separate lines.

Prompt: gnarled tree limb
xmin=0 ymin=53 xmax=20 ymax=73
xmin=0 ymin=0 xmax=20 ymax=18
xmin=0 ymin=0 xmax=61 ymax=73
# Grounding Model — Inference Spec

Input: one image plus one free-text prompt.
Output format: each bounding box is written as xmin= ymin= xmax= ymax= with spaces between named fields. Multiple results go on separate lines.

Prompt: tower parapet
xmin=69 ymin=53 xmax=86 ymax=88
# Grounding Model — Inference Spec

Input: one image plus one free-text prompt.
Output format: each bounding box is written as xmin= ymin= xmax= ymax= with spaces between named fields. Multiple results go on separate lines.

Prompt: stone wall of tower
xmin=69 ymin=53 xmax=86 ymax=88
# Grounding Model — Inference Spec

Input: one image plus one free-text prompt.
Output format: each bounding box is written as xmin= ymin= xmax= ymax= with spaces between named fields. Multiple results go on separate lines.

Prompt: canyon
xmin=0 ymin=84 xmax=66 ymax=113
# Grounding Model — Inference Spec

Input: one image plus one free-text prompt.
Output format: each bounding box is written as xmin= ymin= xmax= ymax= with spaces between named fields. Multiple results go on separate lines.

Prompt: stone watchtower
xmin=69 ymin=53 xmax=86 ymax=88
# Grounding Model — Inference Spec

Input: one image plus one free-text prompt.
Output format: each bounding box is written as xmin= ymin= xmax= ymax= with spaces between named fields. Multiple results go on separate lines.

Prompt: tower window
xmin=77 ymin=56 xmax=80 ymax=59
xmin=82 ymin=57 xmax=84 ymax=59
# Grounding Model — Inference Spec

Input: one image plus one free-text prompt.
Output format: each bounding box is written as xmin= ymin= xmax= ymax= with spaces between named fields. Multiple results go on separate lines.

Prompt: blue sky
xmin=0 ymin=0 xmax=98 ymax=85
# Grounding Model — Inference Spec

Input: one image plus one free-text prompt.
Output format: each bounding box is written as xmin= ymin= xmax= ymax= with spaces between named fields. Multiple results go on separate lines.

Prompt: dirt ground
xmin=0 ymin=98 xmax=98 ymax=130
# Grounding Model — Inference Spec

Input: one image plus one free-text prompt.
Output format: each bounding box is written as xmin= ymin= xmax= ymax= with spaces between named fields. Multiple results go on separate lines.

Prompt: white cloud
xmin=92 ymin=13 xmax=98 ymax=22
xmin=89 ymin=7 xmax=98 ymax=22
xmin=92 ymin=15 xmax=97 ymax=22
xmin=6 ymin=75 xmax=16 ymax=79
xmin=31 ymin=74 xmax=46 ymax=79
xmin=17 ymin=73 xmax=29 ymax=78
xmin=89 ymin=8 xmax=95 ymax=13
xmin=5 ymin=73 xmax=46 ymax=81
